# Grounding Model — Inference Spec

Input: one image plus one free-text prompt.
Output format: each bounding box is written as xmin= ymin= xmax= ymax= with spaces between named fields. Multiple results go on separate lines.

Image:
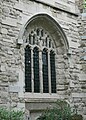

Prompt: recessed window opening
xmin=25 ymin=28 xmax=56 ymax=93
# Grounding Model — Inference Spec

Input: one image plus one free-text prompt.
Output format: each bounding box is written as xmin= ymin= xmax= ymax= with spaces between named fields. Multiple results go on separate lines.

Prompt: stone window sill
xmin=24 ymin=93 xmax=62 ymax=102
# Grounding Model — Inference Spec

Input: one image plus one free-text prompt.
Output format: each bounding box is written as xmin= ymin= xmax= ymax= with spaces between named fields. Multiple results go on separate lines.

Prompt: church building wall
xmin=0 ymin=0 xmax=86 ymax=119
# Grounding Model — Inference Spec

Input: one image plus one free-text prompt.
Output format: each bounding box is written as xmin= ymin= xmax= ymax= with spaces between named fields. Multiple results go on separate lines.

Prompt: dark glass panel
xmin=50 ymin=50 xmax=56 ymax=93
xmin=33 ymin=47 xmax=40 ymax=93
xmin=45 ymin=38 xmax=47 ymax=47
xmin=29 ymin=34 xmax=31 ymax=44
xmin=37 ymin=29 xmax=40 ymax=36
xmin=41 ymin=29 xmax=44 ymax=37
xmin=33 ymin=35 xmax=36 ymax=44
xmin=49 ymin=40 xmax=51 ymax=48
xmin=25 ymin=46 xmax=32 ymax=92
xmin=42 ymin=48 xmax=49 ymax=93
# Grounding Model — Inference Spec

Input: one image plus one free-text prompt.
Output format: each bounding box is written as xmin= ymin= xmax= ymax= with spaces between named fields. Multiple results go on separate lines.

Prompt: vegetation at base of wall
xmin=37 ymin=100 xmax=83 ymax=120
xmin=0 ymin=107 xmax=24 ymax=120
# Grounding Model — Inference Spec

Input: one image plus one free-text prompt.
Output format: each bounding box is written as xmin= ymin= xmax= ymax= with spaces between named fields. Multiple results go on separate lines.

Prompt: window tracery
xmin=24 ymin=28 xmax=54 ymax=48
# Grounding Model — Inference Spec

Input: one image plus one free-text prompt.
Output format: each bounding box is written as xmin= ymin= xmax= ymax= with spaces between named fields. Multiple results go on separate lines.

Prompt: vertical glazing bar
xmin=48 ymin=50 xmax=51 ymax=94
xmin=31 ymin=48 xmax=34 ymax=93
xmin=39 ymin=49 xmax=43 ymax=93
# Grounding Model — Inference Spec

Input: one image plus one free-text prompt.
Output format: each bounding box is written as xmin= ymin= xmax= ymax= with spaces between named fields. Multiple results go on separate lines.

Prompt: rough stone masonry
xmin=0 ymin=0 xmax=86 ymax=120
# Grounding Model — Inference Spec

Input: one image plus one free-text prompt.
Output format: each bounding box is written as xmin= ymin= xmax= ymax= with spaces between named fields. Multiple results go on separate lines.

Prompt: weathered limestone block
xmin=10 ymin=102 xmax=17 ymax=108
xmin=79 ymin=74 xmax=86 ymax=81
xmin=9 ymin=93 xmax=19 ymax=102
xmin=1 ymin=28 xmax=8 ymax=34
xmin=0 ymin=81 xmax=8 ymax=87
xmin=57 ymin=78 xmax=69 ymax=85
xmin=9 ymin=76 xmax=18 ymax=82
xmin=1 ymin=91 xmax=8 ymax=99
xmin=0 ymin=65 xmax=6 ymax=72
xmin=2 ymin=6 xmax=10 ymax=16
xmin=57 ymin=85 xmax=68 ymax=91
xmin=3 ymin=38 xmax=14 ymax=43
xmin=8 ymin=49 xmax=13 ymax=55
xmin=69 ymin=40 xmax=80 ymax=48
xmin=0 ymin=75 xmax=8 ymax=82
xmin=17 ymin=102 xmax=25 ymax=110
xmin=73 ymin=98 xmax=81 ymax=103
xmin=0 ymin=98 xmax=8 ymax=104
xmin=57 ymin=63 xmax=65 ymax=69
xmin=70 ymin=80 xmax=75 ymax=88
xmin=8 ymin=85 xmax=20 ymax=93
xmin=14 ymin=1 xmax=25 ymax=12
xmin=72 ymin=93 xmax=86 ymax=98
xmin=2 ymin=17 xmax=17 ymax=27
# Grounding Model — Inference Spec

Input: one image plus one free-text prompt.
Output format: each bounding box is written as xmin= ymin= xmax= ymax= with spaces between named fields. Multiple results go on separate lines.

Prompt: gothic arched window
xmin=25 ymin=28 xmax=56 ymax=94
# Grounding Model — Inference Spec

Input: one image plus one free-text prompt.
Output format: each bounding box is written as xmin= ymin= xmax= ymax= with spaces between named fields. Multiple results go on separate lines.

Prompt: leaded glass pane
xmin=42 ymin=48 xmax=49 ymax=93
xmin=41 ymin=29 xmax=44 ymax=37
xmin=45 ymin=38 xmax=47 ymax=47
xmin=33 ymin=35 xmax=35 ymax=44
xmin=49 ymin=40 xmax=51 ymax=48
xmin=50 ymin=51 xmax=56 ymax=93
xmin=37 ymin=28 xmax=40 ymax=36
xmin=29 ymin=34 xmax=31 ymax=44
xmin=25 ymin=46 xmax=32 ymax=92
xmin=33 ymin=47 xmax=40 ymax=93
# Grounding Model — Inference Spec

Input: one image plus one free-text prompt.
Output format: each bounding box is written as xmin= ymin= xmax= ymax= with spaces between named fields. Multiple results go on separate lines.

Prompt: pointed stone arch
xmin=22 ymin=14 xmax=70 ymax=119
xmin=18 ymin=13 xmax=69 ymax=53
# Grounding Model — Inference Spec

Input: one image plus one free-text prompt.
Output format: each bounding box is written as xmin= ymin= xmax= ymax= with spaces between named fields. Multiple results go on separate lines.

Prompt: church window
xmin=25 ymin=28 xmax=56 ymax=94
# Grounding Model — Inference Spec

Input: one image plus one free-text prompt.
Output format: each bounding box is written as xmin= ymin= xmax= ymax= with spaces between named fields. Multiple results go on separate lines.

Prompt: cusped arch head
xmin=18 ymin=13 xmax=69 ymax=53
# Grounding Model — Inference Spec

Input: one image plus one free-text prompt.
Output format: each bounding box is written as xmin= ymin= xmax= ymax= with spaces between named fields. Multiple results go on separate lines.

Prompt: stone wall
xmin=77 ymin=12 xmax=86 ymax=120
xmin=0 ymin=0 xmax=86 ymax=119
xmin=75 ymin=1 xmax=86 ymax=119
xmin=75 ymin=0 xmax=83 ymax=13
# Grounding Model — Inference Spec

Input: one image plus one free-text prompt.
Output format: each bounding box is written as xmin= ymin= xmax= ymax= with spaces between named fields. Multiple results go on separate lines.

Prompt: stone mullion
xmin=48 ymin=50 xmax=51 ymax=94
xmin=39 ymin=49 xmax=43 ymax=93
xmin=31 ymin=48 xmax=34 ymax=93
xmin=31 ymin=35 xmax=33 ymax=45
